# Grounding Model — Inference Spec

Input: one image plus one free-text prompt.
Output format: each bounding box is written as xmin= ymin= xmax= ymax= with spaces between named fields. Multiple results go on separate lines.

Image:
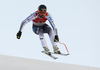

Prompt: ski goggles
xmin=39 ymin=8 xmax=46 ymax=11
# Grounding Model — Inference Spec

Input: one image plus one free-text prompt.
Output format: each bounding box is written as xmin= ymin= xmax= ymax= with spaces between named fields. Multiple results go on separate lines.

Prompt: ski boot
xmin=43 ymin=47 xmax=51 ymax=55
xmin=53 ymin=45 xmax=61 ymax=54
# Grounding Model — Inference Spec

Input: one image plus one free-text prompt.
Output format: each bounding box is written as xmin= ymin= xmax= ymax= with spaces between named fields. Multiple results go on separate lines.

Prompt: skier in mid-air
xmin=16 ymin=4 xmax=61 ymax=55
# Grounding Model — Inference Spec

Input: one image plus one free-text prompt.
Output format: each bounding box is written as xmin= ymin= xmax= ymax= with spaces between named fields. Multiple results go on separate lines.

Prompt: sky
xmin=0 ymin=0 xmax=100 ymax=68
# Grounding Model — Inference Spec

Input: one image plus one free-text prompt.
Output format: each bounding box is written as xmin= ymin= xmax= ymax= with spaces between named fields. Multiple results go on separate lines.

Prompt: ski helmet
xmin=38 ymin=5 xmax=47 ymax=18
xmin=38 ymin=4 xmax=47 ymax=11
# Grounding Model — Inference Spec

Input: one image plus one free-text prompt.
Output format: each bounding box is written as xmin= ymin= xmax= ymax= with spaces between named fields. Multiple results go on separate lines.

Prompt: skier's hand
xmin=54 ymin=35 xmax=59 ymax=42
xmin=16 ymin=31 xmax=22 ymax=39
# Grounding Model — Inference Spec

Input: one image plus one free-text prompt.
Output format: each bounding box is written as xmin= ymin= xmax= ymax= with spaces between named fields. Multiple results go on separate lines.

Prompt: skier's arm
xmin=48 ymin=13 xmax=58 ymax=35
xmin=47 ymin=13 xmax=59 ymax=42
xmin=17 ymin=13 xmax=35 ymax=39
xmin=19 ymin=13 xmax=35 ymax=32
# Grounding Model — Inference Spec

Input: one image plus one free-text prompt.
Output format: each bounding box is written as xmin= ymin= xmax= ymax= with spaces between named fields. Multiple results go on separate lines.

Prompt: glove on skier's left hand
xmin=54 ymin=35 xmax=59 ymax=42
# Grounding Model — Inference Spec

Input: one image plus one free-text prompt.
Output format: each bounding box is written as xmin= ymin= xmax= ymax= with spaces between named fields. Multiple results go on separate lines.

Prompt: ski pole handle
xmin=54 ymin=39 xmax=57 ymax=42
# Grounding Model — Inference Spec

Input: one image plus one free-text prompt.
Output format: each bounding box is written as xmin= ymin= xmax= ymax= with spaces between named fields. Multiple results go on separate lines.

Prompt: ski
xmin=51 ymin=52 xmax=69 ymax=56
xmin=41 ymin=51 xmax=58 ymax=59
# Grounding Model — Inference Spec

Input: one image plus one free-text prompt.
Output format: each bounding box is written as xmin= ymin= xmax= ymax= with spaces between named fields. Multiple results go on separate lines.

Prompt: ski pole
xmin=58 ymin=41 xmax=69 ymax=53
xmin=54 ymin=39 xmax=69 ymax=53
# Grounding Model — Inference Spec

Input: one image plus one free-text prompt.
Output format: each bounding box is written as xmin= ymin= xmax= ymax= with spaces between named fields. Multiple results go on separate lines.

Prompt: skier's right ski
xmin=41 ymin=51 xmax=58 ymax=59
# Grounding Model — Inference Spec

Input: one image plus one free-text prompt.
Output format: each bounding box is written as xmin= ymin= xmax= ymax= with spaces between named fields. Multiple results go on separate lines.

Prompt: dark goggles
xmin=39 ymin=8 xmax=46 ymax=11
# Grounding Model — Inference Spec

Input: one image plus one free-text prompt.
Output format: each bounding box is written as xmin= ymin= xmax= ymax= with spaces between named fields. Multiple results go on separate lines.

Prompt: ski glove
xmin=16 ymin=31 xmax=22 ymax=39
xmin=54 ymin=35 xmax=59 ymax=42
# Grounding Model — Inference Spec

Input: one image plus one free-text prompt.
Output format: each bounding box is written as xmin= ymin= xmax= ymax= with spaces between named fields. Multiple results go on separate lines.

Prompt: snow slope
xmin=0 ymin=54 xmax=100 ymax=70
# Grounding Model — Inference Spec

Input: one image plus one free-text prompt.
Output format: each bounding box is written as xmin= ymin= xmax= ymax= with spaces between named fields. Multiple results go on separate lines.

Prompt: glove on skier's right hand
xmin=54 ymin=35 xmax=59 ymax=42
xmin=16 ymin=31 xmax=22 ymax=39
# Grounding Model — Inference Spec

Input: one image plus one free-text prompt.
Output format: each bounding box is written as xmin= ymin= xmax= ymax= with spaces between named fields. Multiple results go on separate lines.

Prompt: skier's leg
xmin=48 ymin=29 xmax=61 ymax=54
xmin=42 ymin=24 xmax=56 ymax=46
xmin=32 ymin=25 xmax=47 ymax=47
xmin=48 ymin=29 xmax=56 ymax=47
xmin=39 ymin=28 xmax=51 ymax=55
xmin=43 ymin=24 xmax=61 ymax=54
xmin=39 ymin=28 xmax=47 ymax=47
xmin=32 ymin=25 xmax=50 ymax=55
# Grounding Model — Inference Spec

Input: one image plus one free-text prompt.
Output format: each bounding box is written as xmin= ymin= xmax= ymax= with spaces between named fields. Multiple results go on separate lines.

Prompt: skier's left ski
xmin=41 ymin=51 xmax=58 ymax=59
xmin=51 ymin=52 xmax=69 ymax=56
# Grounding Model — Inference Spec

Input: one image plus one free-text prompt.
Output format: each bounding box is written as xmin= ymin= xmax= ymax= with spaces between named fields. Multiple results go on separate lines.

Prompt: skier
xmin=16 ymin=4 xmax=61 ymax=55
